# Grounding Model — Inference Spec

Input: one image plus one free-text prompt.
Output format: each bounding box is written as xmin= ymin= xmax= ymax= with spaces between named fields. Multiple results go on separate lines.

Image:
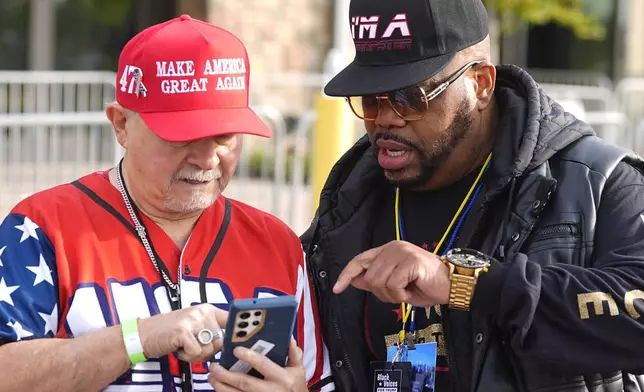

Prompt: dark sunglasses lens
xmin=390 ymin=89 xmax=426 ymax=114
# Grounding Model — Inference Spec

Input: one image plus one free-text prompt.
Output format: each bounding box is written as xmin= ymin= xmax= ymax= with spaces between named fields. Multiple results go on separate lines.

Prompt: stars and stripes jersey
xmin=0 ymin=170 xmax=334 ymax=392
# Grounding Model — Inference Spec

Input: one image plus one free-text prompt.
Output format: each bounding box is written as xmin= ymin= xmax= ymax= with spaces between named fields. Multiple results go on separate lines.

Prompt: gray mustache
xmin=175 ymin=169 xmax=221 ymax=182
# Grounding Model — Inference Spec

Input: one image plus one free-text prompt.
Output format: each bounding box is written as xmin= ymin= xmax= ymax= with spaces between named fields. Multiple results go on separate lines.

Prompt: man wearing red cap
xmin=0 ymin=15 xmax=333 ymax=392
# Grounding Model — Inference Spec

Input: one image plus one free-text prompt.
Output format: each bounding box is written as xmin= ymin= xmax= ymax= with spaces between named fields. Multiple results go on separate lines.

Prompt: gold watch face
xmin=445 ymin=248 xmax=490 ymax=269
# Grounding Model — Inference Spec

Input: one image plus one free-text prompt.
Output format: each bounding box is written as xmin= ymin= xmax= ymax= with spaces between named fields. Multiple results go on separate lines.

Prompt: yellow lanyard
xmin=394 ymin=153 xmax=492 ymax=343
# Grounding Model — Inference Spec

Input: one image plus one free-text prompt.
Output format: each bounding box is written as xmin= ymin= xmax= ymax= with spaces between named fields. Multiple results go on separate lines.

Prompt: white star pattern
xmin=14 ymin=217 xmax=39 ymax=243
xmin=0 ymin=278 xmax=19 ymax=306
xmin=26 ymin=255 xmax=53 ymax=286
xmin=6 ymin=321 xmax=33 ymax=341
xmin=0 ymin=214 xmax=60 ymax=349
xmin=38 ymin=304 xmax=58 ymax=335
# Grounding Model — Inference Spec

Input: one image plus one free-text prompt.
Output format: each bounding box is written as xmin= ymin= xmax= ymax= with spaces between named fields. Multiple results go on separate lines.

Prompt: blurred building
xmin=498 ymin=0 xmax=628 ymax=84
xmin=2 ymin=0 xmax=644 ymax=232
xmin=2 ymin=0 xmax=643 ymax=114
xmin=0 ymin=0 xmax=335 ymax=120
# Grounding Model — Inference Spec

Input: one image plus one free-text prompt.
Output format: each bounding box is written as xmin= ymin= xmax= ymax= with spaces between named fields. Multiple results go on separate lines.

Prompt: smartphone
xmin=219 ymin=295 xmax=298 ymax=378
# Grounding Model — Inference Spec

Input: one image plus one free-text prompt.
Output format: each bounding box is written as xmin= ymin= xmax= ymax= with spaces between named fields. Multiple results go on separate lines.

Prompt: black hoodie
xmin=302 ymin=65 xmax=644 ymax=392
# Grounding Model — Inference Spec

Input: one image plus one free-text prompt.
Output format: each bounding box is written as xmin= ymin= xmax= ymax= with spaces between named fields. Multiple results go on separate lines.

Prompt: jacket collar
xmin=307 ymin=65 xmax=594 ymax=240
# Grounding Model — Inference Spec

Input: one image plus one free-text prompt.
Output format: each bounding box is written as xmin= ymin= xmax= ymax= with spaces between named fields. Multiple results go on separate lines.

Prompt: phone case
xmin=219 ymin=295 xmax=298 ymax=378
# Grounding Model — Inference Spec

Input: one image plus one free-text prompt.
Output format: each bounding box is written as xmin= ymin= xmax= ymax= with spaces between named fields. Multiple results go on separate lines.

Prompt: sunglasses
xmin=345 ymin=60 xmax=483 ymax=121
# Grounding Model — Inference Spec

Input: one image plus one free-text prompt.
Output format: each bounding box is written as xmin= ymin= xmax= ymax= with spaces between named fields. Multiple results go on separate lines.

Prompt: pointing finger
xmin=333 ymin=246 xmax=385 ymax=294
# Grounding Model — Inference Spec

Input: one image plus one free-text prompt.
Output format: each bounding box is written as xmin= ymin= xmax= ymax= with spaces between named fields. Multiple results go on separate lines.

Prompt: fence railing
xmin=4 ymin=70 xmax=644 ymax=235
xmin=0 ymin=71 xmax=320 ymax=234
xmin=538 ymin=83 xmax=642 ymax=152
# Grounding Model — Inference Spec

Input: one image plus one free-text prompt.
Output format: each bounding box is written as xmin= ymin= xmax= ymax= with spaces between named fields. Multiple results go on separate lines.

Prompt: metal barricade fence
xmin=223 ymin=105 xmax=315 ymax=235
xmin=539 ymin=83 xmax=618 ymax=112
xmin=616 ymin=78 xmax=644 ymax=153
xmin=5 ymin=70 xmax=644 ymax=231
xmin=537 ymin=83 xmax=635 ymax=149
xmin=0 ymin=71 xmax=318 ymax=235
xmin=528 ymin=68 xmax=615 ymax=90
xmin=0 ymin=71 xmax=118 ymax=219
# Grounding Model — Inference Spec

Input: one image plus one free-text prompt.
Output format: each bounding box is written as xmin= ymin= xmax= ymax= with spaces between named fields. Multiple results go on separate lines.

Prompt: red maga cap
xmin=115 ymin=14 xmax=271 ymax=142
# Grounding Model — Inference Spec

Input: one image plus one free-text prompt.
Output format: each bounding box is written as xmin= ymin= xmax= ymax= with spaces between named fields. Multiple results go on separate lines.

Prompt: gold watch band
xmin=449 ymin=273 xmax=477 ymax=310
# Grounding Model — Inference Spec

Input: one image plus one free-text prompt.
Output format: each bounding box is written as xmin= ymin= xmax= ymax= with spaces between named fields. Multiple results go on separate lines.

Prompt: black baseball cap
xmin=324 ymin=0 xmax=489 ymax=97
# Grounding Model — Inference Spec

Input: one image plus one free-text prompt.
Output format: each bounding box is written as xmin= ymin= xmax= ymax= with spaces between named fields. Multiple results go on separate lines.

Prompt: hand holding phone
xmin=209 ymin=339 xmax=308 ymax=392
xmin=218 ymin=295 xmax=298 ymax=378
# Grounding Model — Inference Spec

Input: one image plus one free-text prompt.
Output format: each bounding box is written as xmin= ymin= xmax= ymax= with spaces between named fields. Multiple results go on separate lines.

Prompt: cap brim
xmin=139 ymin=107 xmax=272 ymax=143
xmin=324 ymin=51 xmax=457 ymax=97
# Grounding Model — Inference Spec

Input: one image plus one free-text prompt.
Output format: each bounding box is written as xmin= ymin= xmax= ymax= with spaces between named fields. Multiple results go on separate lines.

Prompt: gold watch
xmin=441 ymin=248 xmax=491 ymax=311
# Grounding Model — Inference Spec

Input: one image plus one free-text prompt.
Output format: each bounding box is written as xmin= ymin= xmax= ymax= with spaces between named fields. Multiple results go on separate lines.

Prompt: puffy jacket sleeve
xmin=473 ymin=162 xmax=644 ymax=374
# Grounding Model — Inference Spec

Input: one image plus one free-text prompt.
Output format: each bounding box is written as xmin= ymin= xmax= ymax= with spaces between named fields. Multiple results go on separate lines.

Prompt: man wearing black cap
xmin=302 ymin=0 xmax=644 ymax=391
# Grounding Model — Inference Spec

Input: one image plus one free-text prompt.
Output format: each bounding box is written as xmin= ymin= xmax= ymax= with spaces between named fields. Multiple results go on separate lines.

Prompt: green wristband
xmin=121 ymin=318 xmax=147 ymax=365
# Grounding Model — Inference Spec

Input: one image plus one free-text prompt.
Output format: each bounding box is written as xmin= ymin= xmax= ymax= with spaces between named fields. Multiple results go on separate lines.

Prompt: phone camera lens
xmin=238 ymin=322 xmax=249 ymax=328
xmin=240 ymin=312 xmax=250 ymax=320
xmin=236 ymin=331 xmax=247 ymax=338
xmin=254 ymin=311 xmax=262 ymax=316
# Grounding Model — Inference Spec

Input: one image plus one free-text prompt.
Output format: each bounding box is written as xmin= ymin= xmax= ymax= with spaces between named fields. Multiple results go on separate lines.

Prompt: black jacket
xmin=301 ymin=65 xmax=644 ymax=392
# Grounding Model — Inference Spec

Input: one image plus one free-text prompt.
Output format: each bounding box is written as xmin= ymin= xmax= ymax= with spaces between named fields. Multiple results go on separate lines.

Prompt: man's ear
xmin=106 ymin=103 xmax=130 ymax=149
xmin=473 ymin=62 xmax=496 ymax=111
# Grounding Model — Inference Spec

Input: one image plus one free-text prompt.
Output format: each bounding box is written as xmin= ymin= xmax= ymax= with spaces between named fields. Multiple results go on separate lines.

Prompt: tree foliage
xmin=483 ymin=0 xmax=606 ymax=40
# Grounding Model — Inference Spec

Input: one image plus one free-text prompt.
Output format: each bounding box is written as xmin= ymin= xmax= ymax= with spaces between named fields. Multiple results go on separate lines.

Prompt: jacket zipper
xmin=305 ymin=245 xmax=319 ymax=299
xmin=307 ymin=244 xmax=358 ymax=383
xmin=534 ymin=223 xmax=577 ymax=238
xmin=441 ymin=200 xmax=488 ymax=391
xmin=333 ymin=314 xmax=358 ymax=379
xmin=442 ymin=308 xmax=459 ymax=392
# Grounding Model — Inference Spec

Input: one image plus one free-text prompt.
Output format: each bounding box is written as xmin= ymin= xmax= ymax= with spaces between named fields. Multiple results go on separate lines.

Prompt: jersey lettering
xmin=181 ymin=276 xmax=235 ymax=309
xmin=65 ymin=279 xmax=289 ymax=337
